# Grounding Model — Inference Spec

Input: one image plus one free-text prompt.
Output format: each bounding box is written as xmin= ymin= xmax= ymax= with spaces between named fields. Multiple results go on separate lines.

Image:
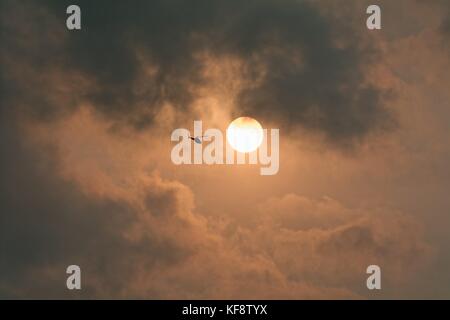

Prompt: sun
xmin=226 ymin=117 xmax=263 ymax=153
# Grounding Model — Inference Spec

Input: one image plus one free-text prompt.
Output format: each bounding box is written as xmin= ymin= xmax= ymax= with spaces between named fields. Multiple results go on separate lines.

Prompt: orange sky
xmin=1 ymin=0 xmax=450 ymax=299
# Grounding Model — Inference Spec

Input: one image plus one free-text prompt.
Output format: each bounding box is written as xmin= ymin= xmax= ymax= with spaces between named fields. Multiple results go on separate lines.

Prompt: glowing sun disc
xmin=226 ymin=117 xmax=263 ymax=153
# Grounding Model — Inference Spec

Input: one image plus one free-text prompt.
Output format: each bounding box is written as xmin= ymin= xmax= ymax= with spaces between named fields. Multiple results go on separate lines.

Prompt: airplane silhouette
xmin=189 ymin=136 xmax=208 ymax=144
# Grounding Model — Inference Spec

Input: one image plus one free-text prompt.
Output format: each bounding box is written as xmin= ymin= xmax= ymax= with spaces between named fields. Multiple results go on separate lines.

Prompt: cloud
xmin=0 ymin=122 xmax=188 ymax=298
xmin=0 ymin=0 xmax=446 ymax=299
xmin=242 ymin=194 xmax=434 ymax=294
xmin=2 ymin=0 xmax=394 ymax=146
xmin=0 ymin=104 xmax=433 ymax=299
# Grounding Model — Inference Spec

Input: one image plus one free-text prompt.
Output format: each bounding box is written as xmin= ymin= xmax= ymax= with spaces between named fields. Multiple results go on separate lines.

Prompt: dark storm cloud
xmin=2 ymin=0 xmax=392 ymax=143
xmin=212 ymin=1 xmax=393 ymax=142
